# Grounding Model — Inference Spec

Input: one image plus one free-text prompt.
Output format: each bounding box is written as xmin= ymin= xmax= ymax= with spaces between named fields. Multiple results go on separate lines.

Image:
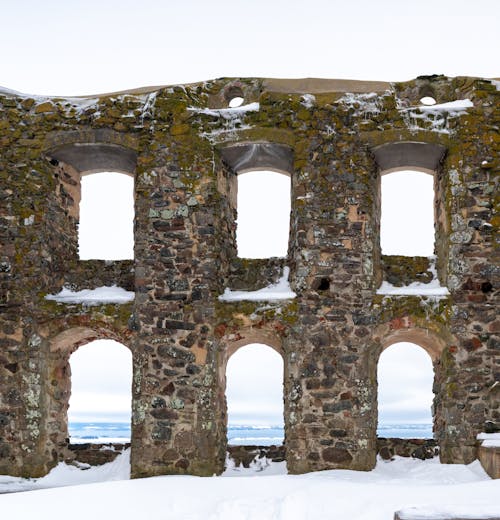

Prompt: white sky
xmin=1 ymin=0 xmax=498 ymax=96
xmin=69 ymin=340 xmax=132 ymax=422
xmin=4 ymin=0 xmax=497 ymax=427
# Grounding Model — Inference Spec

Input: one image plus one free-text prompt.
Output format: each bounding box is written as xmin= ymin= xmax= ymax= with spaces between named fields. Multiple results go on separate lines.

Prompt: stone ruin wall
xmin=0 ymin=75 xmax=498 ymax=478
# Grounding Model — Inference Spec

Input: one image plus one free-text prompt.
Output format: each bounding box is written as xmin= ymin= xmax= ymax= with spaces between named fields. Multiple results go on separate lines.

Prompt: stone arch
xmin=48 ymin=143 xmax=136 ymax=177
xmin=46 ymin=326 xmax=134 ymax=460
xmin=379 ymin=325 xmax=447 ymax=362
xmin=219 ymin=142 xmax=294 ymax=176
xmin=49 ymin=325 xmax=132 ymax=355
xmin=215 ymin=328 xmax=287 ymax=464
xmin=45 ymin=128 xmax=138 ymax=176
xmin=371 ymin=141 xmax=446 ymax=176
xmin=377 ymin=340 xmax=435 ymax=439
xmin=44 ymin=130 xmax=137 ymax=259
xmin=218 ymin=328 xmax=284 ymax=384
xmin=373 ymin=323 xmax=451 ymax=453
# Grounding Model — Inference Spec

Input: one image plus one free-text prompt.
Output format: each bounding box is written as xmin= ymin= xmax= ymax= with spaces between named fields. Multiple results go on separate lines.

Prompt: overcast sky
xmin=3 ymin=0 xmax=497 ymax=428
xmin=1 ymin=0 xmax=498 ymax=96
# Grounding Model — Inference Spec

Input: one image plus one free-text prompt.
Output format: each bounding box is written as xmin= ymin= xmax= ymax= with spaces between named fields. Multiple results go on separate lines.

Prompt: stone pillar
xmin=438 ymin=92 xmax=499 ymax=462
xmin=130 ymin=93 xmax=227 ymax=476
xmin=286 ymin=118 xmax=380 ymax=472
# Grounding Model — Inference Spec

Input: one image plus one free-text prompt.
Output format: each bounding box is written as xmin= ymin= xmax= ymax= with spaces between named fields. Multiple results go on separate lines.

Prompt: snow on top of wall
xmin=0 ymin=85 xmax=99 ymax=106
xmin=399 ymin=98 xmax=473 ymax=134
xmin=45 ymin=285 xmax=135 ymax=305
xmin=490 ymin=80 xmax=500 ymax=91
xmin=187 ymin=102 xmax=260 ymax=119
xmin=477 ymin=432 xmax=500 ymax=448
xmin=0 ymin=85 xmax=160 ymax=117
xmin=219 ymin=267 xmax=296 ymax=302
xmin=377 ymin=257 xmax=450 ymax=297
xmin=0 ymin=85 xmax=43 ymax=99
xmin=337 ymin=91 xmax=382 ymax=115
xmin=301 ymin=94 xmax=316 ymax=108
xmin=190 ymin=102 xmax=260 ymax=142
xmin=416 ymin=98 xmax=474 ymax=114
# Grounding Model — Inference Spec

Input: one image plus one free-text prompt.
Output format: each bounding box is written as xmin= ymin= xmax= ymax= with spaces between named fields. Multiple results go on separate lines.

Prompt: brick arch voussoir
xmin=369 ymin=139 xmax=448 ymax=176
xmin=49 ymin=324 xmax=132 ymax=356
xmin=44 ymin=128 xmax=139 ymax=177
xmin=373 ymin=319 xmax=449 ymax=362
xmin=217 ymin=326 xmax=284 ymax=383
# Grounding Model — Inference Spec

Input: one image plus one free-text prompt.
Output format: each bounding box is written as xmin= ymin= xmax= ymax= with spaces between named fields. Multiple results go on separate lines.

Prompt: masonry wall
xmin=0 ymin=76 xmax=498 ymax=478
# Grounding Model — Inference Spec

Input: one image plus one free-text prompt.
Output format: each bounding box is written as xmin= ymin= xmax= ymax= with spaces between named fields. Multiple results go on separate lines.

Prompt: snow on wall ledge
xmin=477 ymin=433 xmax=500 ymax=448
xmin=376 ymin=280 xmax=450 ymax=297
xmin=45 ymin=286 xmax=135 ymax=304
xmin=219 ymin=267 xmax=296 ymax=302
xmin=377 ymin=257 xmax=450 ymax=297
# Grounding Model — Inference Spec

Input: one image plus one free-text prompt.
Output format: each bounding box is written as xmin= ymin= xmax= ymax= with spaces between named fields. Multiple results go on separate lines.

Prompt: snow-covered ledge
xmin=477 ymin=432 xmax=500 ymax=480
xmin=377 ymin=257 xmax=449 ymax=297
xmin=45 ymin=285 xmax=135 ymax=305
xmin=219 ymin=267 xmax=296 ymax=302
xmin=478 ymin=433 xmax=500 ymax=449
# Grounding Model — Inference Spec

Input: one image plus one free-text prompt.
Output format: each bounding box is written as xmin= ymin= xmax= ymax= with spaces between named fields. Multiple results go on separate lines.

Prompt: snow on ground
xmin=1 ymin=452 xmax=499 ymax=520
xmin=397 ymin=504 xmax=500 ymax=519
xmin=0 ymin=449 xmax=131 ymax=494
xmin=45 ymin=285 xmax=135 ymax=304
xmin=219 ymin=267 xmax=296 ymax=302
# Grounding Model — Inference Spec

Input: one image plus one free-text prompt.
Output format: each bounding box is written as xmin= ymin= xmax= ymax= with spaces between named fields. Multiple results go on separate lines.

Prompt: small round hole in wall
xmin=225 ymin=85 xmax=245 ymax=108
xmin=228 ymin=96 xmax=244 ymax=108
xmin=420 ymin=96 xmax=437 ymax=106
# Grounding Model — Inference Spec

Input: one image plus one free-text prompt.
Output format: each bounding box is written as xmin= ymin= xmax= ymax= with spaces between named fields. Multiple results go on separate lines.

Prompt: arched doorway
xmin=68 ymin=339 xmax=132 ymax=444
xmin=377 ymin=342 xmax=434 ymax=438
xmin=225 ymin=343 xmax=284 ymax=446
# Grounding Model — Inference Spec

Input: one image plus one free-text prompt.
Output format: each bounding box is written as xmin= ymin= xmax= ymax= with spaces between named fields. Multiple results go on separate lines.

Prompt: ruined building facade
xmin=0 ymin=76 xmax=498 ymax=478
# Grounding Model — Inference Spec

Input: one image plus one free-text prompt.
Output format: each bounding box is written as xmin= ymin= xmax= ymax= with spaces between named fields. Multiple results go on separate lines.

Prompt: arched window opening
xmin=78 ymin=172 xmax=134 ymax=260
xmin=381 ymin=170 xmax=434 ymax=256
xmin=68 ymin=339 xmax=132 ymax=443
xmin=226 ymin=343 xmax=284 ymax=445
xmin=377 ymin=342 xmax=434 ymax=438
xmin=236 ymin=171 xmax=291 ymax=259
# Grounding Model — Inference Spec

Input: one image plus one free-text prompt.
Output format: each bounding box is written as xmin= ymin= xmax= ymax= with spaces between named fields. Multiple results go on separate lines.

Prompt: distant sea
xmin=69 ymin=422 xmax=433 ymax=445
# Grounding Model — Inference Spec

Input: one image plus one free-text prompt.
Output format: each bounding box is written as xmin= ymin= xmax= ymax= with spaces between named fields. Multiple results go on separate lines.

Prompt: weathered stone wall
xmin=0 ymin=76 xmax=498 ymax=478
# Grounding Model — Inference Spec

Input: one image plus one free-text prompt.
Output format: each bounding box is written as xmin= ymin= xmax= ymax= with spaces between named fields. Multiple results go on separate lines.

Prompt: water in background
xmin=69 ymin=422 xmax=131 ymax=443
xmin=377 ymin=423 xmax=432 ymax=439
xmin=69 ymin=422 xmax=433 ymax=445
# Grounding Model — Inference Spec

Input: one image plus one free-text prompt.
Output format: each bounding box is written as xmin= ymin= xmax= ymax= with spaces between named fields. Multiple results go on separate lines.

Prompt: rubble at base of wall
xmin=68 ymin=439 xmax=440 ymax=469
xmin=377 ymin=438 xmax=439 ymax=460
xmin=68 ymin=442 xmax=131 ymax=466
